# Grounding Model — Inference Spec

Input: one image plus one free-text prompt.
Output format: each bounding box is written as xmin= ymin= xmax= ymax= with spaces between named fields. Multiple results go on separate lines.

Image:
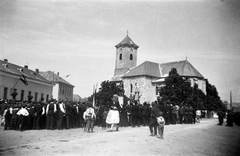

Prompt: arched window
xmin=119 ymin=54 xmax=122 ymax=60
xmin=130 ymin=54 xmax=133 ymax=60
xmin=130 ymin=84 xmax=133 ymax=93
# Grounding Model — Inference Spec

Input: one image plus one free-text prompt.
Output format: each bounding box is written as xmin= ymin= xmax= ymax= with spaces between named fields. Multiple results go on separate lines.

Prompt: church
xmin=111 ymin=35 xmax=206 ymax=104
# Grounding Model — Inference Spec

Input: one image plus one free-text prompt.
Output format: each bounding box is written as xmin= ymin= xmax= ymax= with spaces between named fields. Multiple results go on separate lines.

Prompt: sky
xmin=1 ymin=0 xmax=240 ymax=102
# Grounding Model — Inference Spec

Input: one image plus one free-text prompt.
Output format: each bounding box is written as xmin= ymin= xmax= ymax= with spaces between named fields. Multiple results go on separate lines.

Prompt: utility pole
xmin=230 ymin=91 xmax=232 ymax=110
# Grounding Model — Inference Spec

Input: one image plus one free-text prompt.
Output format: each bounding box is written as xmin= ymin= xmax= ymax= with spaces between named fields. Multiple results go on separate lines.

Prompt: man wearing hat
xmin=46 ymin=101 xmax=57 ymax=130
xmin=17 ymin=104 xmax=29 ymax=131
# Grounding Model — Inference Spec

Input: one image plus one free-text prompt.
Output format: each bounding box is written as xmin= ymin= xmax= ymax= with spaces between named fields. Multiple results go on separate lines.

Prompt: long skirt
xmin=106 ymin=110 xmax=119 ymax=124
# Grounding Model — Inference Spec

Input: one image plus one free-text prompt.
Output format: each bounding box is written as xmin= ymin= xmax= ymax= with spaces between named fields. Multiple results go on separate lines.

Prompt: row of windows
xmin=3 ymin=87 xmax=49 ymax=102
xmin=119 ymin=54 xmax=133 ymax=60
xmin=59 ymin=87 xmax=72 ymax=96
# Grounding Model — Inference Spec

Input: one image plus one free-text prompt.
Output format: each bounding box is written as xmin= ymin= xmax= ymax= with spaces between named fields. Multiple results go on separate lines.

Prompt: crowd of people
xmin=0 ymin=99 xmax=89 ymax=131
xmin=0 ymin=97 xmax=205 ymax=134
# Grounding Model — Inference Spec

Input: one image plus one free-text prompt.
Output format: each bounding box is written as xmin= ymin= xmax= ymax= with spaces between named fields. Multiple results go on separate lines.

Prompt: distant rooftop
xmin=0 ymin=59 xmax=51 ymax=84
xmin=39 ymin=71 xmax=74 ymax=87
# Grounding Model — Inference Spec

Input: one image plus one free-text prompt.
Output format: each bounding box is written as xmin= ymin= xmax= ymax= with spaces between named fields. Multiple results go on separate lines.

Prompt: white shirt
xmin=42 ymin=107 xmax=45 ymax=115
xmin=83 ymin=107 xmax=96 ymax=120
xmin=17 ymin=108 xmax=29 ymax=116
xmin=59 ymin=103 xmax=66 ymax=113
xmin=196 ymin=110 xmax=201 ymax=116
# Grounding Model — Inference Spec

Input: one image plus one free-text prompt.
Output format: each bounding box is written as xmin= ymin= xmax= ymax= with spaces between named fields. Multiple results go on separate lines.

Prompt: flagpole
xmin=12 ymin=79 xmax=20 ymax=92
xmin=93 ymin=84 xmax=95 ymax=107
xmin=230 ymin=91 xmax=232 ymax=110
xmin=95 ymin=83 xmax=98 ymax=106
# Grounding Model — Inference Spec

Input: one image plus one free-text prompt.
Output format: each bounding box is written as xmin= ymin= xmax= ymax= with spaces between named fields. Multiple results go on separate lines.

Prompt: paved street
xmin=0 ymin=118 xmax=239 ymax=156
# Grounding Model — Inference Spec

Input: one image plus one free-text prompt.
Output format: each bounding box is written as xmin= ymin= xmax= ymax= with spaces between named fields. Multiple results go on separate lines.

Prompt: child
xmin=83 ymin=104 xmax=96 ymax=133
xmin=101 ymin=110 xmax=108 ymax=129
xmin=156 ymin=115 xmax=165 ymax=139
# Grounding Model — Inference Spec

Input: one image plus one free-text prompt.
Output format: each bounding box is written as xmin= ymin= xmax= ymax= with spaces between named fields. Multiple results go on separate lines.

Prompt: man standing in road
xmin=149 ymin=102 xmax=161 ymax=136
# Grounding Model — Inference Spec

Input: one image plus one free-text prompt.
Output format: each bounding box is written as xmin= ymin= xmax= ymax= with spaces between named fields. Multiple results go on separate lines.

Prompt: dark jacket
xmin=131 ymin=104 xmax=139 ymax=117
xmin=151 ymin=106 xmax=161 ymax=118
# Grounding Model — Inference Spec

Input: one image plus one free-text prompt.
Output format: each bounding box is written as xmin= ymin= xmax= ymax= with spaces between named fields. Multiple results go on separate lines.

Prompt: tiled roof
xmin=233 ymin=102 xmax=240 ymax=108
xmin=123 ymin=60 xmax=204 ymax=79
xmin=123 ymin=61 xmax=161 ymax=78
xmin=111 ymin=75 xmax=123 ymax=82
xmin=0 ymin=59 xmax=51 ymax=84
xmin=160 ymin=60 xmax=204 ymax=78
xmin=39 ymin=71 xmax=74 ymax=87
xmin=115 ymin=35 xmax=139 ymax=49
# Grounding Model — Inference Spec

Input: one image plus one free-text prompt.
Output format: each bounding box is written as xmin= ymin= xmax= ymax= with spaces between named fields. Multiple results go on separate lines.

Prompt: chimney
xmin=4 ymin=59 xmax=8 ymax=62
xmin=35 ymin=68 xmax=39 ymax=74
xmin=57 ymin=72 xmax=59 ymax=76
xmin=24 ymin=65 xmax=28 ymax=69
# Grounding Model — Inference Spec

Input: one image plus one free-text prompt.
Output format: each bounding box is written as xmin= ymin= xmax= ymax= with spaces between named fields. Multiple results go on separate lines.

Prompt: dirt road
xmin=0 ymin=118 xmax=240 ymax=156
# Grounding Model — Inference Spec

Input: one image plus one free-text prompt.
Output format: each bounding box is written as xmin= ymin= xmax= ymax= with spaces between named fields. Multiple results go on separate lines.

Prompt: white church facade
xmin=111 ymin=35 xmax=206 ymax=104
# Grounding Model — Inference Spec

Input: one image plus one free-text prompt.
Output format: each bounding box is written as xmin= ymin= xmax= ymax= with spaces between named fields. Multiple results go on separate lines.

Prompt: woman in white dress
xmin=106 ymin=94 xmax=121 ymax=131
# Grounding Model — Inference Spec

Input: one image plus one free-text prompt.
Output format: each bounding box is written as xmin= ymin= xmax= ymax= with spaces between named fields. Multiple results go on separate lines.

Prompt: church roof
xmin=123 ymin=61 xmax=161 ymax=78
xmin=111 ymin=74 xmax=123 ymax=82
xmin=123 ymin=60 xmax=204 ymax=79
xmin=115 ymin=35 xmax=139 ymax=49
xmin=160 ymin=60 xmax=204 ymax=78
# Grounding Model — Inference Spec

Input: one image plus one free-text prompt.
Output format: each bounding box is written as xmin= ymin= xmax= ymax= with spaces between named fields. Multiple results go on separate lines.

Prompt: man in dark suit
xmin=131 ymin=101 xmax=140 ymax=127
xmin=184 ymin=105 xmax=189 ymax=124
xmin=170 ymin=104 xmax=177 ymax=125
xmin=142 ymin=102 xmax=148 ymax=126
xmin=178 ymin=105 xmax=185 ymax=124
xmin=126 ymin=101 xmax=133 ymax=126
xmin=149 ymin=102 xmax=161 ymax=136
xmin=46 ymin=101 xmax=56 ymax=130
xmin=163 ymin=103 xmax=170 ymax=125
xmin=33 ymin=102 xmax=43 ymax=130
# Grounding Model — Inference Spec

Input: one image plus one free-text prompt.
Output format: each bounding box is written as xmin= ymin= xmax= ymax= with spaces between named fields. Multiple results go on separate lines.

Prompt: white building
xmin=0 ymin=59 xmax=52 ymax=102
xmin=39 ymin=71 xmax=74 ymax=101
xmin=111 ymin=35 xmax=206 ymax=104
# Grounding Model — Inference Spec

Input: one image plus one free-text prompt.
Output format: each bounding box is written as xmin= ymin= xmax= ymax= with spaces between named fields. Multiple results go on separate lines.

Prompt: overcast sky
xmin=1 ymin=0 xmax=240 ymax=102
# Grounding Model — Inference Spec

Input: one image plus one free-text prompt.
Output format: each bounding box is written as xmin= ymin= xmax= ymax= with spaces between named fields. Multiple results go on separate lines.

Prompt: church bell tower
xmin=114 ymin=34 xmax=139 ymax=76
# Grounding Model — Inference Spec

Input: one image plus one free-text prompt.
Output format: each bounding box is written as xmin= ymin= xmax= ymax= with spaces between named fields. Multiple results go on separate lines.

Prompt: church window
xmin=119 ymin=54 xmax=122 ymax=60
xmin=3 ymin=87 xmax=8 ymax=99
xmin=130 ymin=84 xmax=133 ymax=93
xmin=156 ymin=86 xmax=159 ymax=95
xmin=130 ymin=54 xmax=133 ymax=60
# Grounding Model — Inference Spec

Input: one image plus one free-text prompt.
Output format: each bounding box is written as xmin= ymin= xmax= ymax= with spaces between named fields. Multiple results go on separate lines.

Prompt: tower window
xmin=130 ymin=54 xmax=133 ymax=60
xmin=119 ymin=54 xmax=122 ymax=60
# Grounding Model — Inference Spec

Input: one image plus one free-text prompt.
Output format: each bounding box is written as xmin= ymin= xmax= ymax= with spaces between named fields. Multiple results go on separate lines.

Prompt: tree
xmin=160 ymin=68 xmax=193 ymax=106
xmin=159 ymin=68 xmax=225 ymax=112
xmin=88 ymin=80 xmax=125 ymax=107
xmin=204 ymin=79 xmax=227 ymax=111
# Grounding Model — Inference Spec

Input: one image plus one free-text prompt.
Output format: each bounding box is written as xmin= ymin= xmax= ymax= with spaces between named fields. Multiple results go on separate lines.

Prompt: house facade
xmin=39 ymin=71 xmax=74 ymax=101
xmin=0 ymin=59 xmax=52 ymax=102
xmin=111 ymin=35 xmax=206 ymax=104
